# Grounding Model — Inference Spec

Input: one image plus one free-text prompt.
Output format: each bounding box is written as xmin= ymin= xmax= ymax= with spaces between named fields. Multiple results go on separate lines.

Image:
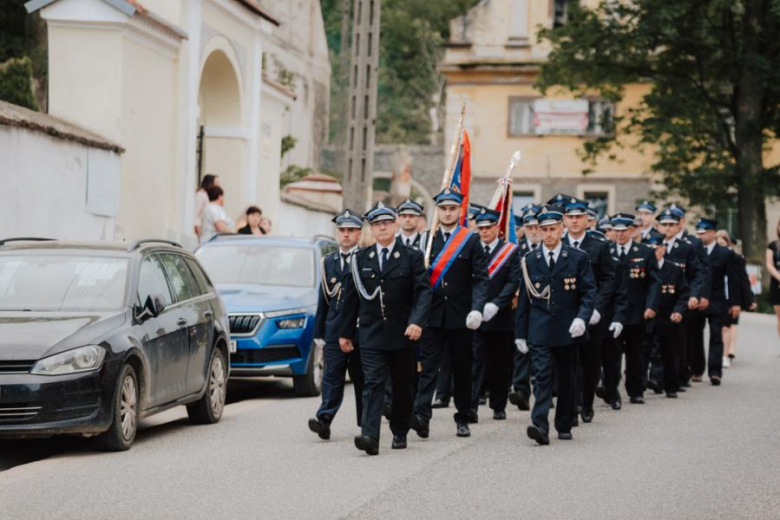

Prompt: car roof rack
xmin=0 ymin=237 xmax=56 ymax=247
xmin=127 ymin=239 xmax=183 ymax=252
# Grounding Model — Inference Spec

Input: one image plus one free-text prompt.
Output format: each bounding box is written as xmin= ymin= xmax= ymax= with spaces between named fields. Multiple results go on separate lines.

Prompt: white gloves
xmin=608 ymin=322 xmax=623 ymax=339
xmin=569 ymin=318 xmax=586 ymax=338
xmin=466 ymin=310 xmax=483 ymax=330
xmin=314 ymin=338 xmax=326 ymax=349
xmin=589 ymin=310 xmax=601 ymax=326
xmin=515 ymin=339 xmax=529 ymax=354
xmin=482 ymin=303 xmax=499 ymax=322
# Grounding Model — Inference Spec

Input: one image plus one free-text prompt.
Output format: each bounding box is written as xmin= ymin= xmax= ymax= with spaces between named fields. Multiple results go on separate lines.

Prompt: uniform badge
xmin=344 ymin=210 xmax=351 ymax=218
xmin=610 ymin=248 xmax=615 ymax=254
xmin=562 ymin=250 xmax=569 ymax=258
xmin=330 ymin=277 xmax=337 ymax=283
xmin=535 ymin=282 xmax=541 ymax=289
xmin=632 ymin=247 xmax=638 ymax=252
xmin=674 ymin=243 xmax=679 ymax=249
xmin=670 ymin=285 xmax=675 ymax=294
xmin=662 ymin=285 xmax=667 ymax=294
xmin=393 ymin=251 xmax=400 ymax=259
xmin=369 ymin=251 xmax=375 ymax=258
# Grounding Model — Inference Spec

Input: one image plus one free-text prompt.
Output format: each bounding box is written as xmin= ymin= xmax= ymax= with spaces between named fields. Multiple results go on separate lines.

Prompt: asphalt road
xmin=1 ymin=313 xmax=779 ymax=520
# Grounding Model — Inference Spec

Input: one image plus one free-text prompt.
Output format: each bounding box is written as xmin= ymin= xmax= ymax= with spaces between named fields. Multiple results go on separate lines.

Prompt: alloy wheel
xmin=209 ymin=355 xmax=226 ymax=416
xmin=120 ymin=375 xmax=138 ymax=441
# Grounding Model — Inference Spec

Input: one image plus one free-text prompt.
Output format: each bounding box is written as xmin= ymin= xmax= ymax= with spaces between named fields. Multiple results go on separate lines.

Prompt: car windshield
xmin=197 ymin=244 xmax=315 ymax=288
xmin=0 ymin=255 xmax=129 ymax=312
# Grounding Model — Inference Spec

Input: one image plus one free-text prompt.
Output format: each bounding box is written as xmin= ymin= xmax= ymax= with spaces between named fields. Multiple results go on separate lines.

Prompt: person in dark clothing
xmin=237 ymin=206 xmax=266 ymax=236
xmin=308 ymin=209 xmax=364 ymax=440
xmin=339 ymin=202 xmax=431 ymax=456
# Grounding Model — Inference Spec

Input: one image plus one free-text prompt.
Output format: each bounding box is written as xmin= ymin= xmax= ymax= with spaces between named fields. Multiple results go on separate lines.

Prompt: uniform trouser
xmin=619 ymin=323 xmax=647 ymax=398
xmin=360 ymin=347 xmax=416 ymax=441
xmin=690 ymin=312 xmax=725 ymax=378
xmin=512 ymin=349 xmax=532 ymax=399
xmin=316 ymin=342 xmax=364 ymax=426
xmin=471 ymin=332 xmax=486 ymax=410
xmin=646 ymin=332 xmax=664 ymax=385
xmin=681 ymin=316 xmax=697 ymax=383
xmin=657 ymin=327 xmax=682 ymax=393
xmin=530 ymin=343 xmax=577 ymax=434
xmin=576 ymin=325 xmax=603 ymax=411
xmin=472 ymin=330 xmax=514 ymax=412
xmin=414 ymin=327 xmax=473 ymax=424
xmin=434 ymin=347 xmax=454 ymax=402
xmin=601 ymin=334 xmax=622 ymax=401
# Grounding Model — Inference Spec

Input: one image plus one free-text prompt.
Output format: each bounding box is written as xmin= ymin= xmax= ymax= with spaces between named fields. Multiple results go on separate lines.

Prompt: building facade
xmin=440 ymin=0 xmax=653 ymax=216
xmin=26 ymin=0 xmax=330 ymax=247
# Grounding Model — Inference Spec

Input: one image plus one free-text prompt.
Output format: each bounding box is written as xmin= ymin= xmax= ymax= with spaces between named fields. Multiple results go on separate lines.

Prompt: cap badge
xmin=344 ymin=211 xmax=351 ymax=218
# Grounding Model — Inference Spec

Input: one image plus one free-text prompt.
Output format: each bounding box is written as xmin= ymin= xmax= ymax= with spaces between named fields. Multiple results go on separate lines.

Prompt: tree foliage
xmin=0 ymin=1 xmax=47 ymax=110
xmin=0 ymin=57 xmax=38 ymax=111
xmin=537 ymin=0 xmax=780 ymax=258
xmin=321 ymin=0 xmax=478 ymax=145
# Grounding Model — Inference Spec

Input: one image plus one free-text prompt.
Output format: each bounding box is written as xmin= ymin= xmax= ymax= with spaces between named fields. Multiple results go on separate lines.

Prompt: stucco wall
xmin=277 ymin=200 xmax=335 ymax=239
xmin=0 ymin=125 xmax=119 ymax=240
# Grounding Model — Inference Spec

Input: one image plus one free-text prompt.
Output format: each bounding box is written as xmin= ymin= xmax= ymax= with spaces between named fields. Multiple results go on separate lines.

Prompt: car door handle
xmin=177 ymin=318 xmax=188 ymax=327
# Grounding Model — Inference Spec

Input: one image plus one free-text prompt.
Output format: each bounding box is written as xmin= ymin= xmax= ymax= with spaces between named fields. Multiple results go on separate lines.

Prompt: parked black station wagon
xmin=0 ymin=238 xmax=231 ymax=451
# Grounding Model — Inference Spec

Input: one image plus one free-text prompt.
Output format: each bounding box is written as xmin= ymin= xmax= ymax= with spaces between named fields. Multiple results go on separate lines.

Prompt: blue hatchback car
xmin=196 ymin=235 xmax=337 ymax=396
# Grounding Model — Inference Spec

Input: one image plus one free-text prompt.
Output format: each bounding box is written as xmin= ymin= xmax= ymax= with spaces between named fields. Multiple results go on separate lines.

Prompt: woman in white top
xmin=200 ymin=186 xmax=235 ymax=243
xmin=195 ymin=174 xmax=220 ymax=239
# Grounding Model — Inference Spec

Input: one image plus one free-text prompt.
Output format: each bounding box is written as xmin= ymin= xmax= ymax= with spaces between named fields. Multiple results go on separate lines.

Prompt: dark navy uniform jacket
xmin=681 ymin=232 xmax=711 ymax=299
xmin=339 ymin=241 xmax=431 ymax=351
xmin=518 ymin=238 xmax=539 ymax=256
xmin=426 ymin=229 xmax=489 ymax=329
xmin=614 ymin=241 xmax=661 ymax=326
xmin=397 ymin=233 xmax=422 ymax=250
xmin=664 ymin=236 xmax=705 ymax=300
xmin=478 ymin=239 xmax=521 ymax=332
xmin=702 ymin=243 xmax=742 ymax=315
xmin=653 ymin=259 xmax=690 ymax=335
xmin=564 ymin=233 xmax=622 ymax=324
xmin=313 ymin=251 xmax=353 ymax=344
xmin=515 ymin=244 xmax=597 ymax=346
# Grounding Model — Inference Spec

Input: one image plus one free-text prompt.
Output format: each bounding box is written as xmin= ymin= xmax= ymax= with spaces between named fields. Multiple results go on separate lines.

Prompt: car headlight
xmin=277 ymin=317 xmax=306 ymax=329
xmin=31 ymin=345 xmax=106 ymax=376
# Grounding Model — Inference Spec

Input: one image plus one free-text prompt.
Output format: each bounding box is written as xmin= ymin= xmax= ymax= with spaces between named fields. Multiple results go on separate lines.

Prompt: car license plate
xmin=229 ymin=340 xmax=237 ymax=354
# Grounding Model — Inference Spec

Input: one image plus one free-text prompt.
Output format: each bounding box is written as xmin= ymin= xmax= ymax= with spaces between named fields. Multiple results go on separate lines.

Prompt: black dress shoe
xmin=677 ymin=387 xmax=686 ymax=392
xmin=432 ymin=398 xmax=450 ymax=409
xmin=391 ymin=435 xmax=407 ymax=449
xmin=308 ymin=416 xmax=331 ymax=440
xmin=526 ymin=425 xmax=550 ymax=445
xmin=581 ymin=409 xmax=594 ymax=423
xmin=710 ymin=376 xmax=721 ymax=386
xmin=410 ymin=415 xmax=429 ymax=439
xmin=493 ymin=410 xmax=506 ymax=420
xmin=382 ymin=402 xmax=392 ymax=420
xmin=558 ymin=432 xmax=573 ymax=440
xmin=354 ymin=435 xmax=379 ymax=455
xmin=646 ymin=379 xmax=663 ymax=395
xmin=611 ymin=397 xmax=622 ymax=410
xmin=466 ymin=409 xmax=479 ymax=424
xmin=572 ymin=415 xmax=579 ymax=427
xmin=630 ymin=396 xmax=645 ymax=404
xmin=680 ymin=380 xmax=692 ymax=388
xmin=595 ymin=386 xmax=609 ymax=404
xmin=666 ymin=391 xmax=678 ymax=398
xmin=456 ymin=422 xmax=471 ymax=437
xmin=508 ymin=392 xmax=530 ymax=411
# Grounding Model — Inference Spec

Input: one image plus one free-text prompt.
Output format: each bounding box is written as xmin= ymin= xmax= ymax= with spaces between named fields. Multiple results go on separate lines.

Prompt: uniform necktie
xmin=573 ymin=240 xmax=580 ymax=249
xmin=548 ymin=251 xmax=556 ymax=271
xmin=406 ymin=238 xmax=411 ymax=247
xmin=664 ymin=242 xmax=670 ymax=256
xmin=381 ymin=247 xmax=389 ymax=270
xmin=619 ymin=246 xmax=625 ymax=260
xmin=341 ymin=253 xmax=350 ymax=272
xmin=444 ymin=232 xmax=451 ymax=242
xmin=484 ymin=245 xmax=491 ymax=256
xmin=531 ymin=243 xmax=537 ymax=250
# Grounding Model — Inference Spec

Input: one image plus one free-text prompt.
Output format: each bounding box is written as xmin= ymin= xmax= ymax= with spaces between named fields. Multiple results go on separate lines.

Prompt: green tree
xmin=0 ymin=57 xmax=38 ymax=110
xmin=536 ymin=0 xmax=780 ymax=259
xmin=321 ymin=0 xmax=479 ymax=145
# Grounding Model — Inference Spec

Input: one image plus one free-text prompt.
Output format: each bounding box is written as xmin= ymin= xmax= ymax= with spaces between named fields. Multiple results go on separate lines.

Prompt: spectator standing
xmin=766 ymin=219 xmax=780 ymax=345
xmin=238 ymin=206 xmax=265 ymax=236
xmin=200 ymin=186 xmax=235 ymax=243
xmin=195 ymin=174 xmax=219 ymax=239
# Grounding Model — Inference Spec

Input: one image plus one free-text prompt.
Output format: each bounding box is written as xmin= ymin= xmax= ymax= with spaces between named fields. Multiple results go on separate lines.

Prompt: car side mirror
xmin=136 ymin=293 xmax=166 ymax=321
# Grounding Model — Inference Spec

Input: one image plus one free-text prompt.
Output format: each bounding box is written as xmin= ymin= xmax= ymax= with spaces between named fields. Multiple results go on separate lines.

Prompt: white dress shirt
xmin=376 ymin=241 xmax=396 ymax=269
xmin=399 ymin=232 xmax=419 ymax=247
xmin=481 ymin=238 xmax=500 ymax=255
xmin=568 ymin=232 xmax=586 ymax=249
xmin=339 ymin=246 xmax=358 ymax=270
xmin=705 ymin=241 xmax=716 ymax=255
xmin=542 ymin=242 xmax=563 ymax=267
